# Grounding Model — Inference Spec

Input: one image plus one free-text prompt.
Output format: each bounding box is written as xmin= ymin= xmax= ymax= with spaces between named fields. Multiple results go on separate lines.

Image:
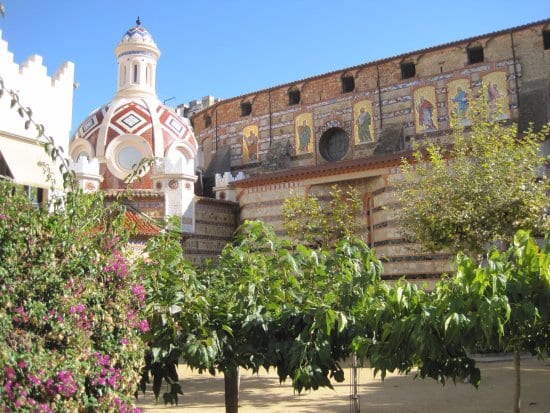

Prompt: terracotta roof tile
xmin=124 ymin=209 xmax=161 ymax=237
xmin=105 ymin=189 xmax=163 ymax=198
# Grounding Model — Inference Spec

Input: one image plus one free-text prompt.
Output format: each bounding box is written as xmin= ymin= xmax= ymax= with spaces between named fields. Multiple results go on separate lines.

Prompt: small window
xmin=27 ymin=186 xmax=44 ymax=208
xmin=288 ymin=89 xmax=301 ymax=105
xmin=241 ymin=102 xmax=252 ymax=116
xmin=204 ymin=114 xmax=212 ymax=128
xmin=133 ymin=64 xmax=139 ymax=83
xmin=342 ymin=76 xmax=355 ymax=93
xmin=467 ymin=46 xmax=484 ymax=64
xmin=543 ymin=30 xmax=550 ymax=50
xmin=401 ymin=62 xmax=416 ymax=79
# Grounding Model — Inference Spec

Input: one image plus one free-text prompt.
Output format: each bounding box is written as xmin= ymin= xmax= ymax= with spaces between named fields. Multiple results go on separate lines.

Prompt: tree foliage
xmin=353 ymin=230 xmax=550 ymax=412
xmin=282 ymin=185 xmax=362 ymax=247
xmin=140 ymin=220 xmax=383 ymax=413
xmin=395 ymin=86 xmax=549 ymax=257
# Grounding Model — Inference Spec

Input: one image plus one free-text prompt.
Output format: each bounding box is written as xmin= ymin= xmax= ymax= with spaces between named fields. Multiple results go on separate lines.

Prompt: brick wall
xmin=190 ymin=20 xmax=549 ymax=278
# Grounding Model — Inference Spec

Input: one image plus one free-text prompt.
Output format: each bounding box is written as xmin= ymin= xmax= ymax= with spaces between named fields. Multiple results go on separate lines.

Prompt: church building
xmin=69 ymin=18 xmax=550 ymax=279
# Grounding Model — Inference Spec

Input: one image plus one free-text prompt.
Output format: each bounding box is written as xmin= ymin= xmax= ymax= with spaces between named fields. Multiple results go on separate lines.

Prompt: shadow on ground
xmin=136 ymin=357 xmax=550 ymax=413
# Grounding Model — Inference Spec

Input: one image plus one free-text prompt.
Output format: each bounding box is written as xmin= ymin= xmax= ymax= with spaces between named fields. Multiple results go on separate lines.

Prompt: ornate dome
xmin=119 ymin=18 xmax=157 ymax=48
xmin=70 ymin=19 xmax=197 ymax=188
xmin=70 ymin=97 xmax=197 ymax=182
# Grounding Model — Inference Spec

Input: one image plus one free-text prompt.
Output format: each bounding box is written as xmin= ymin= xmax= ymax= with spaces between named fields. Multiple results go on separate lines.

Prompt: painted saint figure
xmin=417 ymin=96 xmax=435 ymax=130
xmin=487 ymin=83 xmax=501 ymax=111
xmin=245 ymin=130 xmax=258 ymax=161
xmin=356 ymin=107 xmax=372 ymax=142
xmin=297 ymin=120 xmax=312 ymax=152
xmin=451 ymin=87 xmax=469 ymax=117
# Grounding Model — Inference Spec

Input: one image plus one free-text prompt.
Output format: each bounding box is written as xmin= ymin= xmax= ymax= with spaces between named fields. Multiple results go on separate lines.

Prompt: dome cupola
xmin=70 ymin=20 xmax=198 ymax=232
xmin=114 ymin=17 xmax=160 ymax=98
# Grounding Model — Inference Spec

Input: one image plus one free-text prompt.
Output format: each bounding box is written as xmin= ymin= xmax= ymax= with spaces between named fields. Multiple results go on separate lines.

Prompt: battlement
xmin=215 ymin=171 xmax=245 ymax=187
xmin=0 ymin=29 xmax=74 ymax=149
xmin=69 ymin=156 xmax=100 ymax=175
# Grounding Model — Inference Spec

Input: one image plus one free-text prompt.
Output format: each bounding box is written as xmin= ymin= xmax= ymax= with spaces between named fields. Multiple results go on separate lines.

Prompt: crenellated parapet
xmin=0 ymin=30 xmax=74 ymax=153
xmin=69 ymin=156 xmax=103 ymax=192
xmin=215 ymin=171 xmax=245 ymax=187
xmin=213 ymin=171 xmax=245 ymax=202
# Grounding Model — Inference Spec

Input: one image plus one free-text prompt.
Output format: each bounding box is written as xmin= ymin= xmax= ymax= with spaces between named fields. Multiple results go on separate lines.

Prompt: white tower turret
xmin=114 ymin=17 xmax=160 ymax=98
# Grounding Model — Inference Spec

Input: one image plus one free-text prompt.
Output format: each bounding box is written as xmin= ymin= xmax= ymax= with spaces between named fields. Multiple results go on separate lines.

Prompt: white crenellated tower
xmin=0 ymin=29 xmax=74 ymax=191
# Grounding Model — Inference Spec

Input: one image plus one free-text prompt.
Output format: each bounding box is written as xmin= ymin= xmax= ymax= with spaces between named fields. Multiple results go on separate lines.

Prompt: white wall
xmin=0 ymin=29 xmax=74 ymax=170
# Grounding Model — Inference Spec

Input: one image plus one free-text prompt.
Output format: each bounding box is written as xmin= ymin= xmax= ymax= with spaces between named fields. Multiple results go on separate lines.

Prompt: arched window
xmin=467 ymin=45 xmax=484 ymax=64
xmin=241 ymin=102 xmax=252 ymax=116
xmin=341 ymin=75 xmax=355 ymax=93
xmin=133 ymin=63 xmax=139 ymax=83
xmin=288 ymin=88 xmax=301 ymax=105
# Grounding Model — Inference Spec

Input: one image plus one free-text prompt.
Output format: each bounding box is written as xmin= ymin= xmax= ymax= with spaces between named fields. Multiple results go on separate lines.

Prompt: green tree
xmin=136 ymin=224 xmax=209 ymax=405
xmin=141 ymin=220 xmax=383 ymax=413
xmin=395 ymin=86 xmax=549 ymax=257
xmin=282 ymin=185 xmax=362 ymax=247
xmin=432 ymin=231 xmax=550 ymax=413
xmin=353 ymin=231 xmax=550 ymax=413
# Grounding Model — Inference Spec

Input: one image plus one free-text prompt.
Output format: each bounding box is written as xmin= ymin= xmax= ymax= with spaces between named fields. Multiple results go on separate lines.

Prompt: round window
xmin=105 ymin=135 xmax=152 ymax=180
xmin=117 ymin=146 xmax=143 ymax=170
xmin=319 ymin=127 xmax=349 ymax=161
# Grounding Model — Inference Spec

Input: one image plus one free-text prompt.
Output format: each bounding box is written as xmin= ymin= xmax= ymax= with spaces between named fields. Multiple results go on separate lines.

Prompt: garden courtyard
xmin=137 ymin=356 xmax=550 ymax=413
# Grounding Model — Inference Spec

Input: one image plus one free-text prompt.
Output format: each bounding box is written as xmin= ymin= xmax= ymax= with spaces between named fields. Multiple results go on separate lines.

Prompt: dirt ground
xmin=136 ymin=356 xmax=550 ymax=413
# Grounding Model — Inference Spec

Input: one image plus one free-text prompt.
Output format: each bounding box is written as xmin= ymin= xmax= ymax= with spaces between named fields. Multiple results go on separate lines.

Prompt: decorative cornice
xmin=232 ymin=150 xmax=414 ymax=188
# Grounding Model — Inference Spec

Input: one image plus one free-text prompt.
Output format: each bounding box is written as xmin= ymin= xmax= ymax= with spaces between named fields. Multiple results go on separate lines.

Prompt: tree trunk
xmin=513 ymin=351 xmax=521 ymax=413
xmin=224 ymin=365 xmax=239 ymax=413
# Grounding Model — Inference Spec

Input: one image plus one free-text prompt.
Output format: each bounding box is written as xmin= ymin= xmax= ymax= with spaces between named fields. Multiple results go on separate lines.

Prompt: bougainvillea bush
xmin=0 ymin=183 xmax=147 ymax=412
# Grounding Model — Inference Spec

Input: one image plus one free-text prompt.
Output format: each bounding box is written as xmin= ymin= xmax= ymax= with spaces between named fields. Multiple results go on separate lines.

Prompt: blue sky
xmin=0 ymin=0 xmax=548 ymax=134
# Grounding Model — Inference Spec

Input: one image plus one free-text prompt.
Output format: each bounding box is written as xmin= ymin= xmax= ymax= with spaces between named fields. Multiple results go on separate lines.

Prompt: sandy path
xmin=136 ymin=357 xmax=550 ymax=413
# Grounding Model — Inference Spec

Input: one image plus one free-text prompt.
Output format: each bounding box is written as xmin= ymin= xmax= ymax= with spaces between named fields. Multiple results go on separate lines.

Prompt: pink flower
xmin=4 ymin=366 xmax=15 ymax=380
xmin=28 ymin=374 xmax=41 ymax=386
xmin=132 ymin=284 xmax=146 ymax=303
xmin=138 ymin=319 xmax=149 ymax=333
xmin=14 ymin=306 xmax=28 ymax=323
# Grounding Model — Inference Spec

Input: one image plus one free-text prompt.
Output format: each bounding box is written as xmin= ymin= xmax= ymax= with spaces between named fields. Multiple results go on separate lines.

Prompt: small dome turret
xmin=117 ymin=17 xmax=159 ymax=53
xmin=114 ymin=18 xmax=160 ymax=98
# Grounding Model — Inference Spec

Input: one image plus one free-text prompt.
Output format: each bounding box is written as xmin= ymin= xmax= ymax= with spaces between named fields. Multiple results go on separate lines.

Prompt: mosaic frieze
xmin=414 ymin=86 xmax=438 ymax=133
xmin=460 ymin=64 xmax=491 ymax=76
xmin=482 ymin=71 xmax=509 ymax=118
xmin=447 ymin=78 xmax=471 ymax=124
xmin=353 ymin=100 xmax=375 ymax=144
xmin=294 ymin=113 xmax=314 ymax=154
xmin=242 ymin=125 xmax=259 ymax=163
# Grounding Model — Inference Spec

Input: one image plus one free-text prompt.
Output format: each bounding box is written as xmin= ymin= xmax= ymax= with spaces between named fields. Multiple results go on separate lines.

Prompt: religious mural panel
xmin=414 ymin=86 xmax=438 ymax=133
xmin=294 ymin=113 xmax=314 ymax=154
xmin=353 ymin=100 xmax=374 ymax=144
xmin=447 ymin=79 xmax=471 ymax=125
xmin=242 ymin=125 xmax=259 ymax=163
xmin=482 ymin=71 xmax=509 ymax=119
